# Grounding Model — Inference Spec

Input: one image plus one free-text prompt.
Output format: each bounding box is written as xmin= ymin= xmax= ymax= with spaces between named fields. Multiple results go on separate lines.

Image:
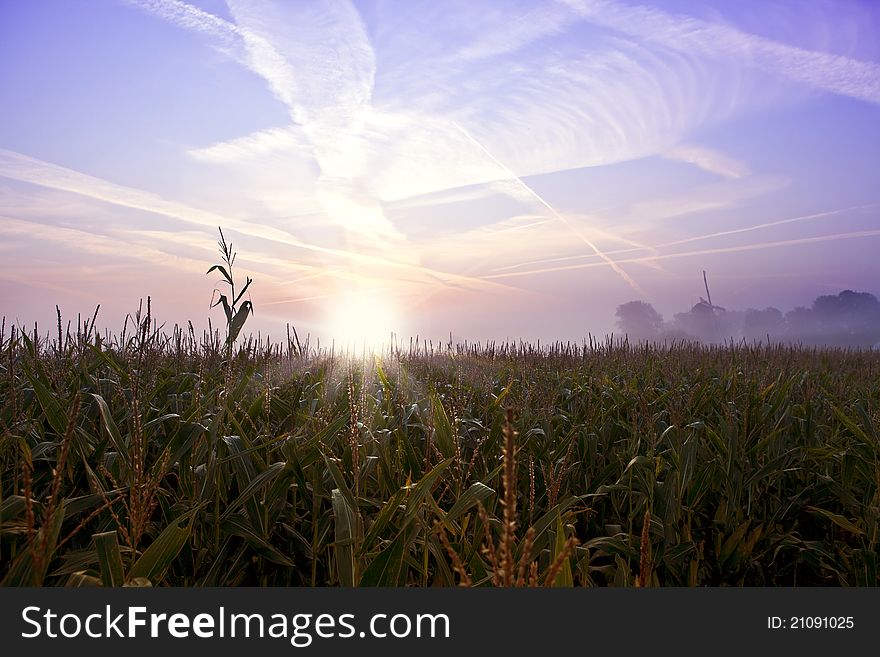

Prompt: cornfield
xmin=1 ymin=308 xmax=878 ymax=586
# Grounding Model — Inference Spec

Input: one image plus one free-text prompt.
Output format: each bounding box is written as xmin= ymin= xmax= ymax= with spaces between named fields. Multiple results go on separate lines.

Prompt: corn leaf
xmin=128 ymin=508 xmax=199 ymax=583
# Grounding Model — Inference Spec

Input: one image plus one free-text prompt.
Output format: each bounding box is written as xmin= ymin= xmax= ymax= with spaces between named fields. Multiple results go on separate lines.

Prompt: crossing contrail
xmin=491 ymin=204 xmax=874 ymax=273
xmin=483 ymin=229 xmax=880 ymax=279
xmin=452 ymin=121 xmax=648 ymax=297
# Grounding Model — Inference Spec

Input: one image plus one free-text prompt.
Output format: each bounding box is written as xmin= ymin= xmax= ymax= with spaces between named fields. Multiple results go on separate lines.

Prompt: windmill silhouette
xmin=698 ymin=270 xmax=725 ymax=314
xmin=687 ymin=270 xmax=725 ymax=342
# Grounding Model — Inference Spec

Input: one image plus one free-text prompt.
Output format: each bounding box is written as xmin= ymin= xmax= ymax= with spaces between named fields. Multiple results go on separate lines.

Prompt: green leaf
xmin=26 ymin=367 xmax=67 ymax=437
xmin=91 ymin=394 xmax=131 ymax=471
xmin=1 ymin=501 xmax=66 ymax=586
xmin=63 ymin=489 xmax=124 ymax=521
xmin=221 ymin=515 xmax=295 ymax=566
xmin=227 ymin=301 xmax=253 ymax=345
xmin=361 ymin=487 xmax=408 ymax=554
xmin=323 ymin=452 xmax=358 ymax=513
xmin=404 ymin=458 xmax=453 ymax=520
xmin=206 ymin=264 xmax=233 ymax=286
xmin=94 ymin=531 xmax=125 ymax=587
xmin=490 ymin=383 xmax=512 ymax=410
xmin=515 ymin=497 xmax=579 ymax=565
xmin=87 ymin=344 xmax=130 ymax=382
xmin=233 ymin=276 xmax=253 ymax=306
xmin=1 ymin=495 xmax=31 ymax=523
xmin=128 ymin=508 xmax=199 ymax=583
xmin=66 ymin=571 xmax=103 ymax=587
xmin=359 ymin=527 xmax=410 ymax=586
xmin=550 ymin=516 xmax=573 ymax=587
xmin=446 ymin=482 xmax=495 ymax=523
xmin=221 ymin=461 xmax=286 ymax=522
xmin=143 ymin=413 xmax=181 ymax=429
xmin=623 ymin=455 xmax=653 ymax=474
xmin=332 ymin=489 xmax=358 ymax=587
xmin=375 ymin=359 xmax=392 ymax=393
xmin=806 ymin=506 xmax=864 ymax=535
xmin=831 ymin=404 xmax=878 ymax=450
xmin=719 ymin=521 xmax=750 ymax=567
xmin=212 ymin=293 xmax=232 ymax=324
xmin=431 ymin=395 xmax=455 ymax=458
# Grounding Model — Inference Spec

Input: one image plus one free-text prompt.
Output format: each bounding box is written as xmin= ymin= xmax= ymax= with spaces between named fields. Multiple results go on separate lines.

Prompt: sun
xmin=322 ymin=291 xmax=401 ymax=353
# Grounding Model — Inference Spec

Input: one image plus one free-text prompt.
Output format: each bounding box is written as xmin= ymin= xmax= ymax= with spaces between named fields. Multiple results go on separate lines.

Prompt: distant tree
xmin=812 ymin=290 xmax=880 ymax=334
xmin=615 ymin=301 xmax=664 ymax=340
xmin=784 ymin=306 xmax=818 ymax=339
xmin=718 ymin=309 xmax=745 ymax=340
xmin=784 ymin=291 xmax=880 ymax=346
xmin=673 ymin=301 xmax=718 ymax=342
xmin=743 ymin=307 xmax=784 ymax=341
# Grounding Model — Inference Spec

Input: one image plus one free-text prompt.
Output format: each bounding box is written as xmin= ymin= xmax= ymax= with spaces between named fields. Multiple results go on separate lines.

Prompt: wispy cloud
xmin=120 ymin=0 xmax=880 ymax=201
xmin=449 ymin=2 xmax=577 ymax=62
xmin=663 ymin=143 xmax=750 ymax=179
xmin=133 ymin=0 xmax=405 ymax=249
xmin=622 ymin=175 xmax=790 ymax=227
xmin=125 ymin=0 xmax=240 ymax=44
xmin=490 ymin=203 xmax=873 ymax=274
xmin=145 ymin=1 xmax=752 ymax=205
xmin=131 ymin=0 xmax=677 ymax=304
xmin=0 ymin=215 xmax=205 ymax=273
xmin=560 ymin=0 xmax=880 ymax=105
xmin=6 ymin=0 xmax=876 ymax=337
xmin=453 ymin=121 xmax=648 ymax=296
xmin=0 ymin=148 xmax=510 ymax=294
xmin=212 ymin=1 xmax=407 ymax=248
xmin=188 ymin=125 xmax=311 ymax=163
xmin=485 ymin=230 xmax=880 ymax=280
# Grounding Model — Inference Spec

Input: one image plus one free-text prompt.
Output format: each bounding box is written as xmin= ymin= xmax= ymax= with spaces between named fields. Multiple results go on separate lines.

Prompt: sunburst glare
xmin=322 ymin=290 xmax=401 ymax=353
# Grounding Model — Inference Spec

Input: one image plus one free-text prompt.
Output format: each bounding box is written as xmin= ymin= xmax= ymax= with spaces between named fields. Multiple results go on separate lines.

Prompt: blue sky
xmin=1 ymin=0 xmax=879 ymax=344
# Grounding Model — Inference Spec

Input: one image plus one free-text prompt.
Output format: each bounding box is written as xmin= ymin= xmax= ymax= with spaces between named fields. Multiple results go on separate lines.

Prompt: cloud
xmin=126 ymin=0 xmax=240 ymax=44
xmin=222 ymin=0 xmax=376 ymax=123
xmin=222 ymin=1 xmax=411 ymax=249
xmin=131 ymin=0 xmax=405 ymax=248
xmin=0 ymin=148 xmax=509 ymax=294
xmin=452 ymin=120 xmax=647 ymax=296
xmin=449 ymin=2 xmax=577 ymax=62
xmin=663 ymin=143 xmax=750 ymax=179
xmin=485 ymin=229 xmax=880 ymax=280
xmin=560 ymin=0 xmax=880 ymax=106
xmin=657 ymin=204 xmax=877 ymax=249
xmin=118 ymin=0 xmax=880 ymax=319
xmin=624 ymin=175 xmax=790 ymax=224
xmin=143 ymin=1 xmax=753 ymax=199
xmin=127 ymin=0 xmax=880 ymax=196
xmin=0 ymin=215 xmax=205 ymax=273
xmin=490 ymin=203 xmax=873 ymax=275
xmin=188 ymin=125 xmax=312 ymax=163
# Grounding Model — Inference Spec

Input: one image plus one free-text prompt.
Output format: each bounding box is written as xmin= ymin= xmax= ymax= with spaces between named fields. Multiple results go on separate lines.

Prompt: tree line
xmin=615 ymin=289 xmax=880 ymax=347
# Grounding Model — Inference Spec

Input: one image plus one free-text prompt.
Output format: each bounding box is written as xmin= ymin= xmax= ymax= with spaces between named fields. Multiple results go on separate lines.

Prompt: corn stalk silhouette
xmin=207 ymin=227 xmax=254 ymax=349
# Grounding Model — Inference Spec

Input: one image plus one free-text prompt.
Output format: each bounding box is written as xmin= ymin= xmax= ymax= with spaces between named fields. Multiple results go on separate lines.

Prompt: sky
xmin=1 ymin=0 xmax=879 ymax=346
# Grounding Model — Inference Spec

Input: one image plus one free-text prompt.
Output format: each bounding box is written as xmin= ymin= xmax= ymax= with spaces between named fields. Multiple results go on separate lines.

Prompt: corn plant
xmin=207 ymin=227 xmax=253 ymax=347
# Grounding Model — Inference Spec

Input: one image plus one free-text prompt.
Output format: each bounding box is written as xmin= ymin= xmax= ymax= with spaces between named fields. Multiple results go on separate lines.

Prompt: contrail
xmin=452 ymin=121 xmax=648 ymax=297
xmin=0 ymin=147 xmax=514 ymax=295
xmin=659 ymin=204 xmax=876 ymax=249
xmin=262 ymin=287 xmax=389 ymax=306
xmin=484 ymin=229 xmax=880 ymax=279
xmin=487 ymin=221 xmax=664 ymax=274
xmin=491 ymin=204 xmax=874 ymax=272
